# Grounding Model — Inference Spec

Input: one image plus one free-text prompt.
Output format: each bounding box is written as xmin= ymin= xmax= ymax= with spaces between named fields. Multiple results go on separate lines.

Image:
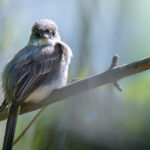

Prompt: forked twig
xmin=109 ymin=55 xmax=122 ymax=91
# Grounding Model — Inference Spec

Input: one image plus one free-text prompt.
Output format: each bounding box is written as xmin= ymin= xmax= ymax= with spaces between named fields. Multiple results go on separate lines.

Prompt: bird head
xmin=29 ymin=19 xmax=61 ymax=46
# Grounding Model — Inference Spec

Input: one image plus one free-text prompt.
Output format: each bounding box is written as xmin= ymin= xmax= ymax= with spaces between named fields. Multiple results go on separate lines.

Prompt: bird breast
xmin=24 ymin=64 xmax=68 ymax=103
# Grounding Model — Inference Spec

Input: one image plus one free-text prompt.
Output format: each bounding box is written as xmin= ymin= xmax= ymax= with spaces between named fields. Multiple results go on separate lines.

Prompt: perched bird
xmin=0 ymin=19 xmax=72 ymax=150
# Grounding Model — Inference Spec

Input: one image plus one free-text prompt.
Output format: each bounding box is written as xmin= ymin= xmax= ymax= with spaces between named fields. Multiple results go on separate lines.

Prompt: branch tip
xmin=114 ymin=82 xmax=122 ymax=92
xmin=110 ymin=54 xmax=119 ymax=69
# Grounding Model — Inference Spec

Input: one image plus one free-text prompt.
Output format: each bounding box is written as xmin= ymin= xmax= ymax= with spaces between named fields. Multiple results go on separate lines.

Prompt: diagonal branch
xmin=1 ymin=55 xmax=150 ymax=121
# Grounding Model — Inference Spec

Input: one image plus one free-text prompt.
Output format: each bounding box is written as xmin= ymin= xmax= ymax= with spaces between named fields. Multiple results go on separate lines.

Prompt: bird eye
xmin=45 ymin=29 xmax=49 ymax=33
xmin=35 ymin=32 xmax=41 ymax=37
xmin=52 ymin=31 xmax=55 ymax=36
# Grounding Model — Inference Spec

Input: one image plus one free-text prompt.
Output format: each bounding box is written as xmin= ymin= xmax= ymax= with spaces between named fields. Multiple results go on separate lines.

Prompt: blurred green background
xmin=1 ymin=0 xmax=150 ymax=150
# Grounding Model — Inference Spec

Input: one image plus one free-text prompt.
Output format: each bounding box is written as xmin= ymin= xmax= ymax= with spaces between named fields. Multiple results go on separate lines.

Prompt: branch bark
xmin=1 ymin=55 xmax=150 ymax=121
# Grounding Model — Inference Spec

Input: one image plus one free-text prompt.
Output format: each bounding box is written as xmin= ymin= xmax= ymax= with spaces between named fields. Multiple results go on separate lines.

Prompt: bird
xmin=0 ymin=19 xmax=72 ymax=150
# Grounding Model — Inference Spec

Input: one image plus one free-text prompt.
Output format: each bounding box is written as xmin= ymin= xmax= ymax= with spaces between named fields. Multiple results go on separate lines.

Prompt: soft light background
xmin=0 ymin=0 xmax=150 ymax=150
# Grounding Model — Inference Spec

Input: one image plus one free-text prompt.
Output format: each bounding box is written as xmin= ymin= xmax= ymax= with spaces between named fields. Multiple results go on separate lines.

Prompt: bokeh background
xmin=1 ymin=0 xmax=150 ymax=150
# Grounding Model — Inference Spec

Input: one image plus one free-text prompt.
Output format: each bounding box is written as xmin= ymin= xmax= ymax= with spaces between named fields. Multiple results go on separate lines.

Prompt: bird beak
xmin=41 ymin=33 xmax=55 ymax=45
xmin=42 ymin=34 xmax=50 ymax=39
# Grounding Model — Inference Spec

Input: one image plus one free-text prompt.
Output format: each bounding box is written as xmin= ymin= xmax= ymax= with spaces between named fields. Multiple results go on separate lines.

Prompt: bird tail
xmin=2 ymin=104 xmax=20 ymax=150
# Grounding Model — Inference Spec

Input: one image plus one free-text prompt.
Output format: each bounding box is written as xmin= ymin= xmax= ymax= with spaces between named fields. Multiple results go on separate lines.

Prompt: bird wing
xmin=13 ymin=44 xmax=63 ymax=103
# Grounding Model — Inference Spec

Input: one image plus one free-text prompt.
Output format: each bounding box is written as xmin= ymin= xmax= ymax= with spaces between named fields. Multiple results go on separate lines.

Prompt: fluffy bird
xmin=0 ymin=19 xmax=72 ymax=150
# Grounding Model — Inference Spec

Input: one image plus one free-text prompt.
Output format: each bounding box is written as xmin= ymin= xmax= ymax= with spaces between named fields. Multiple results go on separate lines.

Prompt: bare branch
xmin=1 ymin=55 xmax=150 ymax=121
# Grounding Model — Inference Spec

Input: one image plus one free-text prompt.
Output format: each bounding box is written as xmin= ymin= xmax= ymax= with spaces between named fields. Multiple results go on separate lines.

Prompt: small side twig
xmin=109 ymin=55 xmax=118 ymax=68
xmin=109 ymin=55 xmax=122 ymax=91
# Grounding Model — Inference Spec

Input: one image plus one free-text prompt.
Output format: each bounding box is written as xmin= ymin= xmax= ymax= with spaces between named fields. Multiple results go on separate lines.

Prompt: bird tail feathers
xmin=2 ymin=104 xmax=20 ymax=150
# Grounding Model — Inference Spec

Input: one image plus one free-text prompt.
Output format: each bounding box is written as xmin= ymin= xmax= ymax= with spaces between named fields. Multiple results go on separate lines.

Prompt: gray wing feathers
xmin=13 ymin=44 xmax=62 ymax=102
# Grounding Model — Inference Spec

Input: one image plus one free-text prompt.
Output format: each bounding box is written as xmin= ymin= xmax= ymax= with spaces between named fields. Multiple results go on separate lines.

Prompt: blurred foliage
xmin=1 ymin=0 xmax=150 ymax=150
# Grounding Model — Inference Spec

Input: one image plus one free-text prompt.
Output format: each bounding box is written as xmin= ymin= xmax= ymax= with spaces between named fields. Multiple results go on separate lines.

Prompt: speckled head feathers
xmin=32 ymin=19 xmax=58 ymax=33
